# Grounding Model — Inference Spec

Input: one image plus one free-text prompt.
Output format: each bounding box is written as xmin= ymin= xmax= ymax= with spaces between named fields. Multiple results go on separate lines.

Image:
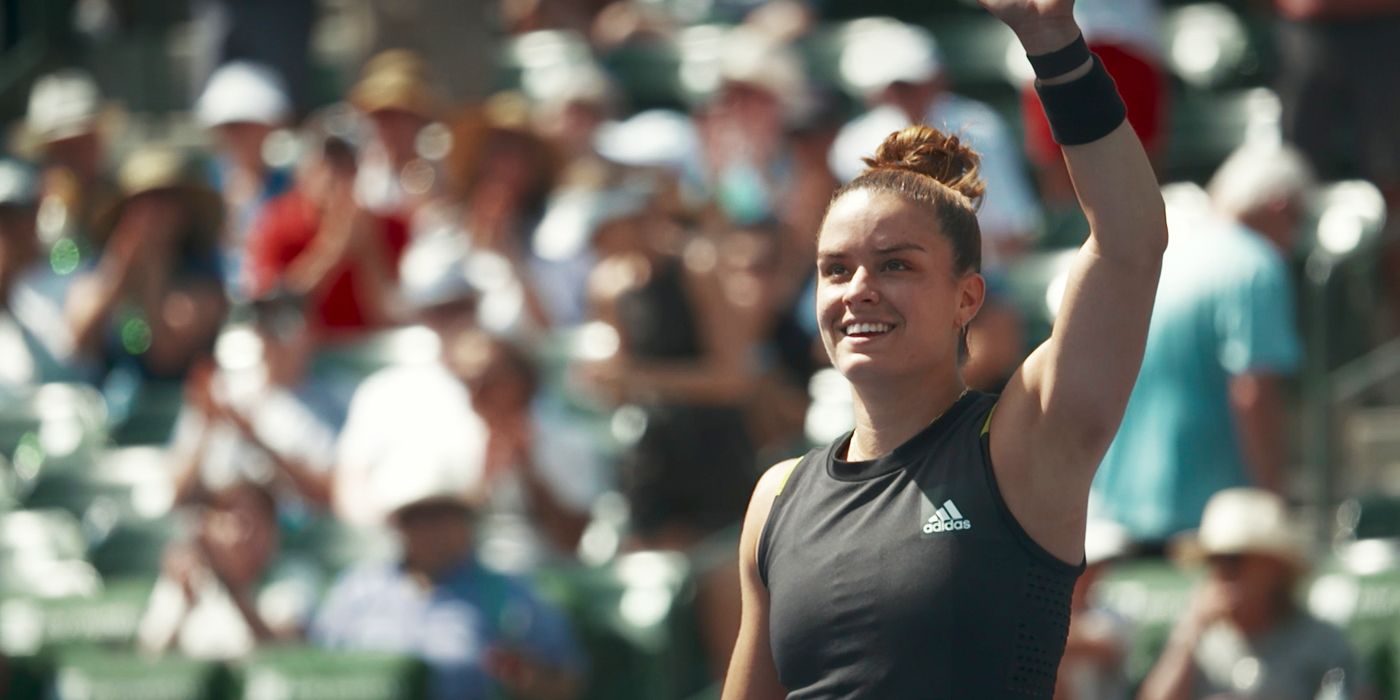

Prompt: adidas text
xmin=923 ymin=519 xmax=971 ymax=534
xmin=921 ymin=499 xmax=972 ymax=535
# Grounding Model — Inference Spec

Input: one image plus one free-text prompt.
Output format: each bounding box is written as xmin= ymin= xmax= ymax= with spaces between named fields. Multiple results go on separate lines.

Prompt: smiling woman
xmin=722 ymin=1 xmax=1169 ymax=698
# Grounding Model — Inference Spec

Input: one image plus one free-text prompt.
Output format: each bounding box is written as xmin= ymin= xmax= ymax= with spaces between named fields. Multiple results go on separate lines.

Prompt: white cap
xmin=839 ymin=18 xmax=944 ymax=98
xmin=717 ymin=28 xmax=811 ymax=122
xmin=533 ymin=186 xmax=650 ymax=262
xmin=594 ymin=109 xmax=701 ymax=172
xmin=197 ymin=61 xmax=292 ymax=128
xmin=1190 ymin=488 xmax=1308 ymax=568
xmin=372 ymin=443 xmax=484 ymax=518
xmin=398 ymin=234 xmax=484 ymax=311
xmin=26 ymin=69 xmax=102 ymax=143
xmin=1084 ymin=519 xmax=1131 ymax=566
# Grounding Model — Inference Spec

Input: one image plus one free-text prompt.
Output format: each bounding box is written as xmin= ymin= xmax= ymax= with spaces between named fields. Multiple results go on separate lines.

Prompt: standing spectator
xmin=195 ymin=61 xmax=296 ymax=294
xmin=0 ymin=159 xmax=83 ymax=389
xmin=311 ymin=453 xmax=584 ymax=700
xmin=830 ymin=18 xmax=1041 ymax=267
xmin=1091 ymin=144 xmax=1311 ymax=544
xmin=1138 ymin=488 xmax=1369 ymax=700
xmin=138 ymin=481 xmax=321 ymax=659
xmin=244 ymin=121 xmax=410 ymax=339
xmin=65 ymin=147 xmax=228 ymax=383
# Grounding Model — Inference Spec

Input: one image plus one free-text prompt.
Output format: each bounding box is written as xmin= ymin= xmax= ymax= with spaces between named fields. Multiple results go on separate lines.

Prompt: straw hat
xmin=97 ymin=147 xmax=223 ymax=242
xmin=12 ymin=69 xmax=121 ymax=158
xmin=349 ymin=50 xmax=443 ymax=118
xmin=1175 ymin=488 xmax=1309 ymax=570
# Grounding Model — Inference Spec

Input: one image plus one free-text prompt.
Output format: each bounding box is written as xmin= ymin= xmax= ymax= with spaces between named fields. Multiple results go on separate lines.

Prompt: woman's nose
xmin=843 ymin=266 xmax=879 ymax=305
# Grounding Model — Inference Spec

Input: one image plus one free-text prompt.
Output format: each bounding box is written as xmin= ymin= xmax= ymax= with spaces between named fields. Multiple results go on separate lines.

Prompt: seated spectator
xmin=138 ymin=481 xmax=321 ymax=659
xmin=0 ymin=159 xmax=84 ymax=389
xmin=1139 ymin=489 xmax=1370 ymax=700
xmin=65 ymin=147 xmax=228 ymax=382
xmin=243 ymin=119 xmax=410 ymax=339
xmin=168 ymin=292 xmax=342 ymax=518
xmin=311 ymin=455 xmax=584 ymax=700
xmin=349 ymin=50 xmax=447 ymax=219
xmin=1057 ymin=520 xmax=1134 ymax=700
xmin=448 ymin=331 xmax=609 ymax=566
xmin=195 ymin=61 xmax=296 ymax=294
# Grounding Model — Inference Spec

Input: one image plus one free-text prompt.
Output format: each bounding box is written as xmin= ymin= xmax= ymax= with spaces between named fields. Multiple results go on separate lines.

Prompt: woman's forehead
xmin=818 ymin=189 xmax=943 ymax=253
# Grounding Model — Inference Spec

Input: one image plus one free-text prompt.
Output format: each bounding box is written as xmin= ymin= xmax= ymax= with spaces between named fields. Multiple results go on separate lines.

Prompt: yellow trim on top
xmin=774 ymin=460 xmax=801 ymax=496
xmin=981 ymin=403 xmax=998 ymax=437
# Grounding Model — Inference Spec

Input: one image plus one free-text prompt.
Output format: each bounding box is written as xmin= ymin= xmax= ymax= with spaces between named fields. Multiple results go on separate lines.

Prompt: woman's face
xmin=816 ymin=189 xmax=982 ymax=385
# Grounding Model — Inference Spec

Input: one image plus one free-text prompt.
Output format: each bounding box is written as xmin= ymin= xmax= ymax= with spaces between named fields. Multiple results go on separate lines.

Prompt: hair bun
xmin=863 ymin=125 xmax=985 ymax=206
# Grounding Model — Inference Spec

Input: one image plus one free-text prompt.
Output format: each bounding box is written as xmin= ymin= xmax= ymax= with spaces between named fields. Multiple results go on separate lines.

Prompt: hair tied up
xmin=862 ymin=125 xmax=986 ymax=208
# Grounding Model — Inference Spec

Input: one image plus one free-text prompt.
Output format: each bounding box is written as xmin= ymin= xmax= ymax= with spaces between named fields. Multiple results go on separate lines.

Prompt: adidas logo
xmin=922 ymin=499 xmax=972 ymax=534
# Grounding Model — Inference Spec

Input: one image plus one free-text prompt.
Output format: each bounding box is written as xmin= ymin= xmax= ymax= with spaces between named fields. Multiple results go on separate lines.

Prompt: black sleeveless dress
xmin=758 ymin=391 xmax=1083 ymax=698
xmin=614 ymin=257 xmax=756 ymax=537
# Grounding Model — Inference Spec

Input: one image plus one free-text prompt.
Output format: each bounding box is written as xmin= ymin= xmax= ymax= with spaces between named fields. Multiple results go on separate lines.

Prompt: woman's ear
xmin=955 ymin=272 xmax=987 ymax=329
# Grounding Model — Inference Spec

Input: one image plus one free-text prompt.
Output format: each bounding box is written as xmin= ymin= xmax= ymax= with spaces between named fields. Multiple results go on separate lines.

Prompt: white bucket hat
xmin=372 ymin=442 xmax=484 ymax=520
xmin=197 ymin=61 xmax=292 ymax=128
xmin=839 ymin=18 xmax=944 ymax=99
xmin=25 ymin=69 xmax=104 ymax=144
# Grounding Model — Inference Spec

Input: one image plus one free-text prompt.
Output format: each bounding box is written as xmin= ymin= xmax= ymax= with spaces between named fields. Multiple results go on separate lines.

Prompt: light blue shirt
xmin=1091 ymin=217 xmax=1300 ymax=540
xmin=310 ymin=556 xmax=582 ymax=700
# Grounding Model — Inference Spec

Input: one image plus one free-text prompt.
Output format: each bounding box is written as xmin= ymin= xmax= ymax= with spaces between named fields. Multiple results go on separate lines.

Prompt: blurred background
xmin=0 ymin=0 xmax=1397 ymax=698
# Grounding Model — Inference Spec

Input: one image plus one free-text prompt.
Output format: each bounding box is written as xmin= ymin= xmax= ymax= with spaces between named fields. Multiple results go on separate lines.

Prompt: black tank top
xmin=757 ymin=391 xmax=1083 ymax=698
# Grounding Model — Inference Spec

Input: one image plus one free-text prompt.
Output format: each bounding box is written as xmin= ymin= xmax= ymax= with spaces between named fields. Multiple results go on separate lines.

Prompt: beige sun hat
xmin=349 ymin=50 xmax=444 ymax=118
xmin=1175 ymin=488 xmax=1309 ymax=570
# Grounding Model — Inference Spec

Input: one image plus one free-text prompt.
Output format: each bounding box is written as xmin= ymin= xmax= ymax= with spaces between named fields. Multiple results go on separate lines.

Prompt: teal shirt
xmin=1091 ymin=218 xmax=1300 ymax=540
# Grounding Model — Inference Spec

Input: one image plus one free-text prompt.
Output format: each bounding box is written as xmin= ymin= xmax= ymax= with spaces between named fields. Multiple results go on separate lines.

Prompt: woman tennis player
xmin=722 ymin=0 xmax=1167 ymax=697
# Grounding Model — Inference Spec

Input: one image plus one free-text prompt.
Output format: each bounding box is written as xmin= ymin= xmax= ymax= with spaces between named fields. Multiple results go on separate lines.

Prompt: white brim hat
xmin=1176 ymin=488 xmax=1309 ymax=570
xmin=839 ymin=18 xmax=943 ymax=98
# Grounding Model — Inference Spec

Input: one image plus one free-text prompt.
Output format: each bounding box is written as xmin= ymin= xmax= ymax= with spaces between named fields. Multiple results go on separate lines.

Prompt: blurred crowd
xmin=1 ymin=0 xmax=1399 ymax=698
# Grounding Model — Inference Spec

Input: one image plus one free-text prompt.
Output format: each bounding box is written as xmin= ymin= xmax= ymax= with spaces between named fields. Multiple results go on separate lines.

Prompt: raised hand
xmin=977 ymin=0 xmax=1080 ymax=55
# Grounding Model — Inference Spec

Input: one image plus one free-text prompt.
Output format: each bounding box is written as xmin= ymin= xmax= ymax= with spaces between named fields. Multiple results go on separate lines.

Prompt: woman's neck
xmin=847 ymin=373 xmax=967 ymax=461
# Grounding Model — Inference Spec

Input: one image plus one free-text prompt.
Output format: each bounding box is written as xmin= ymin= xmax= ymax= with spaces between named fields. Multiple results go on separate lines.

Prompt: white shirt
xmin=829 ymin=97 xmax=1042 ymax=270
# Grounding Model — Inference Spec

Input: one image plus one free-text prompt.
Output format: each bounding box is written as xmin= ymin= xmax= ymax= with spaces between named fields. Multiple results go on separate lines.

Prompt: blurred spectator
xmin=1138 ymin=489 xmax=1369 ymax=700
xmin=17 ymin=69 xmax=120 ymax=257
xmin=449 ymin=331 xmax=608 ymax=564
xmin=1056 ymin=520 xmax=1134 ymax=700
xmin=1090 ymin=144 xmax=1311 ymax=545
xmin=311 ymin=450 xmax=584 ymax=700
xmin=138 ymin=481 xmax=321 ymax=659
xmin=333 ymin=243 xmax=486 ymax=526
xmin=530 ymin=62 xmax=623 ymax=187
xmin=168 ymin=293 xmax=342 ymax=518
xmin=579 ymin=197 xmax=757 ymax=549
xmin=0 ymin=159 xmax=82 ymax=389
xmin=195 ymin=61 xmax=296 ymax=294
xmin=349 ymin=50 xmax=449 ymax=219
xmin=700 ymin=27 xmax=812 ymax=228
xmin=532 ymin=185 xmax=651 ymax=327
xmin=65 ymin=147 xmax=227 ymax=382
xmin=830 ymin=18 xmax=1040 ymax=268
xmin=244 ymin=118 xmax=410 ymax=339
xmin=1021 ymin=0 xmax=1166 ymax=203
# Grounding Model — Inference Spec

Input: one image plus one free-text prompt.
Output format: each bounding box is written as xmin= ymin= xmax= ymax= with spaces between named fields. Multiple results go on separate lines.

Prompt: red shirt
xmin=245 ymin=189 xmax=410 ymax=335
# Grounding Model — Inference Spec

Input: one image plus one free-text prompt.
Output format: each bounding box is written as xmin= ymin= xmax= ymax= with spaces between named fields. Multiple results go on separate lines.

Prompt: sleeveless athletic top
xmin=757 ymin=391 xmax=1083 ymax=698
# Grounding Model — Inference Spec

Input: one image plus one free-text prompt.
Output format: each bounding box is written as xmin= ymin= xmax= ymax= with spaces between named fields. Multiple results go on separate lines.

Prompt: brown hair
xmin=827 ymin=125 xmax=985 ymax=274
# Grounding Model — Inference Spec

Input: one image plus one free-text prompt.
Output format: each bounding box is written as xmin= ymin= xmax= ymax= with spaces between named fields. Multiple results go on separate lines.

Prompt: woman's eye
xmin=883 ymin=260 xmax=910 ymax=271
xmin=823 ymin=263 xmax=848 ymax=277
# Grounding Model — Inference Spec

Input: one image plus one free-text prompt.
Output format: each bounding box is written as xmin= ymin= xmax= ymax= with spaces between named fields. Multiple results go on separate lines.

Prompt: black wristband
xmin=1027 ymin=33 xmax=1091 ymax=81
xmin=1033 ymin=55 xmax=1127 ymax=146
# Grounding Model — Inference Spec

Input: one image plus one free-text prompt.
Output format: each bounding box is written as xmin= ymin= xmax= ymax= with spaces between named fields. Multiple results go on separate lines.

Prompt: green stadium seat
xmin=1094 ymin=559 xmax=1201 ymax=685
xmin=1308 ymin=567 xmax=1400 ymax=700
xmin=86 ymin=516 xmax=182 ymax=580
xmin=1163 ymin=87 xmax=1274 ymax=184
xmin=0 ymin=578 xmax=156 ymax=656
xmin=534 ymin=552 xmax=710 ymax=700
xmin=236 ymin=647 xmax=427 ymax=700
xmin=48 ymin=647 xmax=230 ymax=700
xmin=1002 ymin=248 xmax=1078 ymax=349
xmin=924 ymin=14 xmax=1020 ymax=103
